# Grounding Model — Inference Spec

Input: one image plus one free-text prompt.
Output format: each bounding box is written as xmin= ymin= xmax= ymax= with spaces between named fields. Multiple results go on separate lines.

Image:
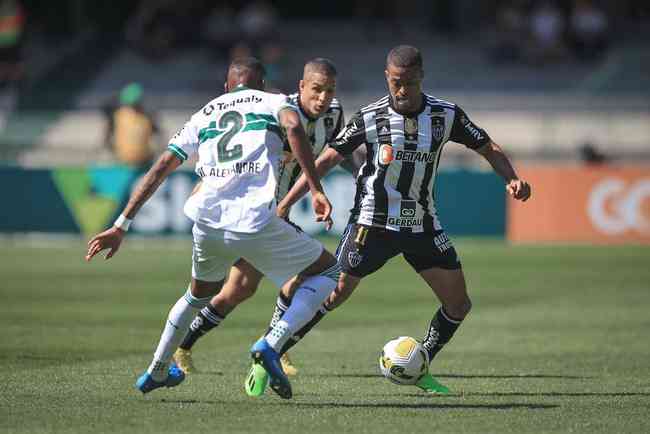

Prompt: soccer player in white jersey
xmin=85 ymin=57 xmax=341 ymax=399
xmin=257 ymin=45 xmax=532 ymax=394
xmin=172 ymin=59 xmax=345 ymax=380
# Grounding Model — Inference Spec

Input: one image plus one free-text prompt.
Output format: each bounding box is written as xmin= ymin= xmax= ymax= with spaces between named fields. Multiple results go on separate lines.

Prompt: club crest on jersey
xmin=348 ymin=250 xmax=363 ymax=268
xmin=431 ymin=116 xmax=445 ymax=142
xmin=379 ymin=144 xmax=394 ymax=165
xmin=404 ymin=117 xmax=418 ymax=136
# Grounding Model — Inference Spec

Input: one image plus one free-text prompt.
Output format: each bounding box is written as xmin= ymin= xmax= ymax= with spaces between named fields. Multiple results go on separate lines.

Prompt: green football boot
xmin=245 ymin=363 xmax=269 ymax=397
xmin=415 ymin=373 xmax=450 ymax=394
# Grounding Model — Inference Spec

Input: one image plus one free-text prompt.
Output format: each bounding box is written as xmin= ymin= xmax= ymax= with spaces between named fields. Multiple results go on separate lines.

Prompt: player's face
xmin=299 ymin=72 xmax=336 ymax=118
xmin=385 ymin=64 xmax=423 ymax=113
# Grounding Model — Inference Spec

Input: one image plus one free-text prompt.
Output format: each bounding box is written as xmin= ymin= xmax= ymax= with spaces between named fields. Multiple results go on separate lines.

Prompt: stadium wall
xmin=1 ymin=166 xmax=505 ymax=237
xmin=508 ymin=165 xmax=650 ymax=244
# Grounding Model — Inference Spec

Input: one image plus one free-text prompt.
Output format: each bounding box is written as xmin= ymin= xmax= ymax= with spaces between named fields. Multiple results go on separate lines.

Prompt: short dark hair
xmin=229 ymin=56 xmax=266 ymax=77
xmin=386 ymin=45 xmax=423 ymax=70
xmin=304 ymin=58 xmax=337 ymax=77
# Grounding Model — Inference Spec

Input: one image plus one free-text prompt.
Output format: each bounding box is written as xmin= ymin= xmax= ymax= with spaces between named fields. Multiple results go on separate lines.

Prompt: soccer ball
xmin=379 ymin=336 xmax=429 ymax=385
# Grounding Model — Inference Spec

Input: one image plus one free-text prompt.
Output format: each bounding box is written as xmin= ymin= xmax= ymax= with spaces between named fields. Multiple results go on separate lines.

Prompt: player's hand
xmin=506 ymin=179 xmax=531 ymax=202
xmin=283 ymin=274 xmax=306 ymax=298
xmin=311 ymin=190 xmax=333 ymax=231
xmin=85 ymin=226 xmax=125 ymax=261
xmin=276 ymin=203 xmax=290 ymax=220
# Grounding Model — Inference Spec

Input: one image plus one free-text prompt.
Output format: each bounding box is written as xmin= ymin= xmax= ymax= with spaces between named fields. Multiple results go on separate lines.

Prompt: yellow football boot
xmin=173 ymin=348 xmax=197 ymax=374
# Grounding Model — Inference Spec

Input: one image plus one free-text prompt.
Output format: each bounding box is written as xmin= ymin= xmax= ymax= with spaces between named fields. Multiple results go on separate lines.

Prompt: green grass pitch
xmin=1 ymin=237 xmax=649 ymax=433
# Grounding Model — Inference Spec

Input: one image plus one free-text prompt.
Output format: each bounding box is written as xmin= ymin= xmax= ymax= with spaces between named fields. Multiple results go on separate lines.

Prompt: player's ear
xmin=299 ymin=79 xmax=305 ymax=92
xmin=224 ymin=81 xmax=228 ymax=93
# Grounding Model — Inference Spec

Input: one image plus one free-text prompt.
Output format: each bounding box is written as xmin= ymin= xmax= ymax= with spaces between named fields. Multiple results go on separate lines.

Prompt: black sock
xmin=280 ymin=304 xmax=330 ymax=354
xmin=179 ymin=304 xmax=225 ymax=350
xmin=422 ymin=307 xmax=463 ymax=362
xmin=266 ymin=292 xmax=291 ymax=335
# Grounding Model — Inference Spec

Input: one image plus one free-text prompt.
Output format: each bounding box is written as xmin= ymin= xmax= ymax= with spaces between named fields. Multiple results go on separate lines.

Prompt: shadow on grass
xmin=284 ymin=402 xmax=559 ymax=410
xmin=310 ymin=373 xmax=380 ymax=378
xmin=436 ymin=374 xmax=594 ymax=379
xmin=159 ymin=399 xmax=558 ymax=410
xmin=467 ymin=392 xmax=650 ymax=397
xmin=192 ymin=371 xmax=224 ymax=376
xmin=311 ymin=373 xmax=593 ymax=380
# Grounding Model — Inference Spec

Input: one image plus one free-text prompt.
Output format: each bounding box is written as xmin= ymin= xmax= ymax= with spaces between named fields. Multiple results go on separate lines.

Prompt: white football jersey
xmin=168 ymin=85 xmax=296 ymax=232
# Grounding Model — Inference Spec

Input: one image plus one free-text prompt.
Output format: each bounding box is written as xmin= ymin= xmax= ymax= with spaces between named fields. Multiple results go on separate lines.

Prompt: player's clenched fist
xmin=506 ymin=179 xmax=531 ymax=202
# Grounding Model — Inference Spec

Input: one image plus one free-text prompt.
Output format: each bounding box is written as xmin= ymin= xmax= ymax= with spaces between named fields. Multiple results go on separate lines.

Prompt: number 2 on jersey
xmin=216 ymin=111 xmax=243 ymax=162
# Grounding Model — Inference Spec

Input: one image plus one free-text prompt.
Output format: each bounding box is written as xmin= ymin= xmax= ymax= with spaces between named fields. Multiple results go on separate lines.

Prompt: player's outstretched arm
xmin=85 ymin=151 xmax=182 ymax=261
xmin=276 ymin=147 xmax=344 ymax=220
xmin=475 ymin=140 xmax=531 ymax=202
xmin=278 ymin=109 xmax=333 ymax=225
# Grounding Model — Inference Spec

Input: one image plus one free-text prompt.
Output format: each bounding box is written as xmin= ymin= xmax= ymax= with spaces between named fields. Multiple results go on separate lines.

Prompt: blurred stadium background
xmin=1 ymin=0 xmax=649 ymax=242
xmin=0 ymin=0 xmax=648 ymax=242
xmin=2 ymin=2 xmax=650 ymax=433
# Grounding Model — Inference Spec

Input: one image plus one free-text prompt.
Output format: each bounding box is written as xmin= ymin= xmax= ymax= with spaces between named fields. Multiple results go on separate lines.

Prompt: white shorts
xmin=191 ymin=217 xmax=323 ymax=288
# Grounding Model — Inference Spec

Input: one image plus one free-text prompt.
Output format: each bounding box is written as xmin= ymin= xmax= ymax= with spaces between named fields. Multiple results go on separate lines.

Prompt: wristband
xmin=114 ymin=214 xmax=132 ymax=231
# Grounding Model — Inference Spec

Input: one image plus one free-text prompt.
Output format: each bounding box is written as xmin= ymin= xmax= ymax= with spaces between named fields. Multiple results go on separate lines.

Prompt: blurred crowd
xmin=124 ymin=0 xmax=290 ymax=90
xmin=0 ymin=0 xmax=24 ymax=87
xmin=489 ymin=0 xmax=644 ymax=65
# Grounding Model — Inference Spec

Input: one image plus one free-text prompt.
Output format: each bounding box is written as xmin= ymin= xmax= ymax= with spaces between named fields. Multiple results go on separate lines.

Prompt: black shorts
xmin=335 ymin=223 xmax=461 ymax=278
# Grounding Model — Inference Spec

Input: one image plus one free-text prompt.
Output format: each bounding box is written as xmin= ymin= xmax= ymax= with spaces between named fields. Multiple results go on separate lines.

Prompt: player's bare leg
xmin=175 ymin=260 xmax=262 ymax=373
xmin=271 ymin=272 xmax=361 ymax=358
xmin=415 ymin=266 xmax=472 ymax=394
xmin=136 ymin=277 xmax=224 ymax=393
xmin=251 ymin=249 xmax=340 ymax=399
xmin=324 ymin=272 xmax=361 ymax=310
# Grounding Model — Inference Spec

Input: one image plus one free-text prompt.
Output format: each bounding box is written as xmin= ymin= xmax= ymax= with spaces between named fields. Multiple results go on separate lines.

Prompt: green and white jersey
xmin=168 ymin=85 xmax=296 ymax=233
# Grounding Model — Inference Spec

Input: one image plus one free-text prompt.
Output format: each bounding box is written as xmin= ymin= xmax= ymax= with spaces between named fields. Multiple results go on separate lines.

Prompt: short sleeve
xmin=167 ymin=119 xmax=199 ymax=162
xmin=331 ymin=106 xmax=345 ymax=141
xmin=449 ymin=105 xmax=491 ymax=150
xmin=272 ymin=94 xmax=298 ymax=121
xmin=329 ymin=111 xmax=366 ymax=156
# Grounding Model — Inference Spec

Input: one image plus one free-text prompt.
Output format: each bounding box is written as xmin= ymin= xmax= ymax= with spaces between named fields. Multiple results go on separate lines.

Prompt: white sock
xmin=147 ymin=289 xmax=210 ymax=381
xmin=265 ymin=274 xmax=336 ymax=352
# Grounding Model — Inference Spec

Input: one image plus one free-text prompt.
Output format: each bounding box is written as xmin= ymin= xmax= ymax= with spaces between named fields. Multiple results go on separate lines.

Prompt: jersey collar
xmin=229 ymin=84 xmax=249 ymax=93
xmin=388 ymin=93 xmax=426 ymax=117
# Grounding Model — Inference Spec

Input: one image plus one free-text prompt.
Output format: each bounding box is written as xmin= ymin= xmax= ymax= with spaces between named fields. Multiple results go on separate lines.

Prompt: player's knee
xmin=446 ymin=296 xmax=472 ymax=319
xmin=325 ymin=273 xmax=359 ymax=310
xmin=319 ymin=262 xmax=341 ymax=282
xmin=463 ymin=297 xmax=472 ymax=316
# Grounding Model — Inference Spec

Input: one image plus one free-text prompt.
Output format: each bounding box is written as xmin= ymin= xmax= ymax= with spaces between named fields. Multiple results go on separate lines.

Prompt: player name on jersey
xmin=196 ymin=162 xmax=263 ymax=178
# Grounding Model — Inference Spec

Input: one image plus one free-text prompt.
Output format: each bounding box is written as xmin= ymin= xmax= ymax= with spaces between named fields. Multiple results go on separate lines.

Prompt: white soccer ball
xmin=379 ymin=336 xmax=429 ymax=385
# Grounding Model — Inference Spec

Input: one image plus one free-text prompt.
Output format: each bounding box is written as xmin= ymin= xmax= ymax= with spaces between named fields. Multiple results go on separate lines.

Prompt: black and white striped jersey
xmin=275 ymin=93 xmax=344 ymax=204
xmin=331 ymin=94 xmax=491 ymax=233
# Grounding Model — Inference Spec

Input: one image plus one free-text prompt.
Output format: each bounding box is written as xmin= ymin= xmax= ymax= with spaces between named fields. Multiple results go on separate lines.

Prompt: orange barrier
xmin=508 ymin=165 xmax=650 ymax=244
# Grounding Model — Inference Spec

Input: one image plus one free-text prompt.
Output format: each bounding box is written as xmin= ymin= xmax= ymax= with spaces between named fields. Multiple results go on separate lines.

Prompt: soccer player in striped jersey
xmin=86 ymin=57 xmax=342 ymax=399
xmin=269 ymin=45 xmax=532 ymax=394
xmin=172 ymin=58 xmax=347 ymax=381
